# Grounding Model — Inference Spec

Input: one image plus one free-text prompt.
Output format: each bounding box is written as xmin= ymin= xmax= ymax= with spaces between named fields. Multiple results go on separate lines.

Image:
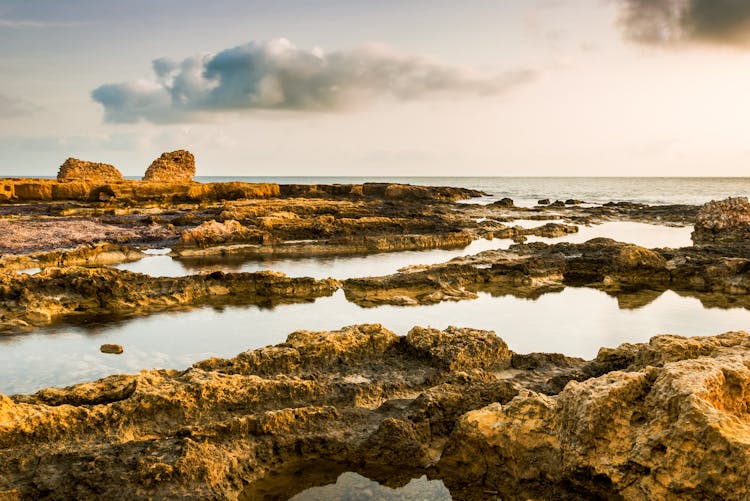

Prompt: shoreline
xmin=0 ymin=177 xmax=749 ymax=499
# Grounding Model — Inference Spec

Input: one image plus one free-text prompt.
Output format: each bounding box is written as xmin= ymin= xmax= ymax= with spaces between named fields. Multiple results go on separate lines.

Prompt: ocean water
xmin=193 ymin=176 xmax=750 ymax=207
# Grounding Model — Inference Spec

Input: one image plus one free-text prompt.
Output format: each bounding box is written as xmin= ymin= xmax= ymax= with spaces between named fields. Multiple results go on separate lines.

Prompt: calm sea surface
xmin=194 ymin=176 xmax=750 ymax=206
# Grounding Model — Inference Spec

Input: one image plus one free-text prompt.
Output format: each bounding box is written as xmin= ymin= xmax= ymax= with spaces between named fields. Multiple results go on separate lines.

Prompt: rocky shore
xmin=0 ymin=154 xmax=749 ymax=499
xmin=0 ymin=326 xmax=747 ymax=500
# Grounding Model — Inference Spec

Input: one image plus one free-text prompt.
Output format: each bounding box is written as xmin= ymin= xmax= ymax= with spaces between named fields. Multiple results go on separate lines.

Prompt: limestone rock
xmin=692 ymin=197 xmax=750 ymax=245
xmin=439 ymin=331 xmax=750 ymax=500
xmin=57 ymin=158 xmax=123 ymax=182
xmin=406 ymin=326 xmax=512 ymax=371
xmin=178 ymin=219 xmax=258 ymax=247
xmin=143 ymin=150 xmax=195 ymax=182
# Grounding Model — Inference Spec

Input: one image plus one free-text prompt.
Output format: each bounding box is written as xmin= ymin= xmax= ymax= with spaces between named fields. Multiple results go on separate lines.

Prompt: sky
xmin=2 ymin=0 xmax=750 ymax=177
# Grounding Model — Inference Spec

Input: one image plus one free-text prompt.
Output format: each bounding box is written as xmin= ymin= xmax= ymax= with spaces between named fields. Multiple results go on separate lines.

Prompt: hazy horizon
xmin=3 ymin=0 xmax=750 ymax=177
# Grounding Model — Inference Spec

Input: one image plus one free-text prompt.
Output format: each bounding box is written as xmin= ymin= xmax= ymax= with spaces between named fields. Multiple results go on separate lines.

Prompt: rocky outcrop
xmin=692 ymin=197 xmax=750 ymax=246
xmin=143 ymin=150 xmax=196 ymax=182
xmin=0 ymin=267 xmax=339 ymax=332
xmin=485 ymin=222 xmax=578 ymax=242
xmin=173 ymin=232 xmax=474 ymax=260
xmin=0 ymin=243 xmax=145 ymax=271
xmin=177 ymin=219 xmax=261 ymax=248
xmin=0 ymin=327 xmax=746 ymax=499
xmin=439 ymin=331 xmax=750 ymax=500
xmin=57 ymin=158 xmax=124 ymax=182
xmin=0 ymin=325 xmax=520 ymax=499
xmin=343 ymin=238 xmax=750 ymax=307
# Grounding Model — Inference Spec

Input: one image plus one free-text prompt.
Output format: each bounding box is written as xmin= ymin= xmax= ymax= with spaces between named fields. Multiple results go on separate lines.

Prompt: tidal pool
xmin=289 ymin=472 xmax=451 ymax=500
xmin=114 ymin=222 xmax=692 ymax=279
xmin=2 ymin=287 xmax=748 ymax=395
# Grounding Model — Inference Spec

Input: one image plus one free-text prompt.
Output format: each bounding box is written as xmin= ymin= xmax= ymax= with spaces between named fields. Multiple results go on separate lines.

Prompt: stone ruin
xmin=57 ymin=158 xmax=124 ymax=182
xmin=692 ymin=196 xmax=750 ymax=245
xmin=142 ymin=150 xmax=195 ymax=182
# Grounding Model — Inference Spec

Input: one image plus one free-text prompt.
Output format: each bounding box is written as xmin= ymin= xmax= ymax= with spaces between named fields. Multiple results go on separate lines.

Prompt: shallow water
xmin=2 ymin=287 xmax=749 ymax=395
xmin=113 ymin=238 xmax=512 ymax=279
xmin=114 ymin=222 xmax=692 ymax=279
xmin=526 ymin=221 xmax=692 ymax=249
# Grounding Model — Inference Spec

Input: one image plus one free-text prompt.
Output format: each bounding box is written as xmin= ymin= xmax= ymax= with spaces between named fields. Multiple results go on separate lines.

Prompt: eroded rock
xmin=0 ymin=267 xmax=339 ymax=332
xmin=57 ymin=158 xmax=124 ymax=182
xmin=692 ymin=197 xmax=750 ymax=246
xmin=439 ymin=332 xmax=750 ymax=500
xmin=143 ymin=150 xmax=196 ymax=182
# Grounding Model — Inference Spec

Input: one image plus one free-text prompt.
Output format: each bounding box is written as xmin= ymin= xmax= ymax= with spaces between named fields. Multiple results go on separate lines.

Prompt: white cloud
xmin=92 ymin=38 xmax=537 ymax=123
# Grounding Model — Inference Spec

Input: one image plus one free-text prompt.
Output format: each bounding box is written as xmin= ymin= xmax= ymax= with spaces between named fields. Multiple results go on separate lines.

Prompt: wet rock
xmin=548 ymin=200 xmax=565 ymax=208
xmin=100 ymin=344 xmax=123 ymax=354
xmin=143 ymin=150 xmax=196 ymax=182
xmin=57 ymin=158 xmax=124 ymax=182
xmin=490 ymin=198 xmax=514 ymax=208
xmin=0 ymin=267 xmax=339 ymax=332
xmin=537 ymin=199 xmax=551 ymax=205
xmin=564 ymin=199 xmax=583 ymax=205
xmin=692 ymin=197 xmax=750 ymax=246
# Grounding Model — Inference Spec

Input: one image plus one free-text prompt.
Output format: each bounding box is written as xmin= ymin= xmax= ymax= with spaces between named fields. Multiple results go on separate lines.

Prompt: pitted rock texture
xmin=439 ymin=331 xmax=750 ymax=500
xmin=143 ymin=150 xmax=196 ymax=182
xmin=0 ymin=327 xmax=747 ymax=500
xmin=178 ymin=219 xmax=260 ymax=248
xmin=0 ymin=324 xmax=521 ymax=500
xmin=0 ymin=267 xmax=339 ymax=332
xmin=57 ymin=158 xmax=124 ymax=182
xmin=693 ymin=197 xmax=750 ymax=245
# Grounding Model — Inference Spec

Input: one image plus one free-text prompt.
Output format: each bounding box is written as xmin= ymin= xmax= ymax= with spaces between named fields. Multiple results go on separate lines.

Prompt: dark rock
xmin=100 ymin=344 xmax=123 ymax=354
xmin=491 ymin=198 xmax=515 ymax=208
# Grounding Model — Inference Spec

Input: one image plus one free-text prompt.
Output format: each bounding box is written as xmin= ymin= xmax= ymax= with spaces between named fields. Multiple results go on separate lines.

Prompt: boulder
xmin=491 ymin=197 xmax=515 ymax=208
xmin=439 ymin=332 xmax=750 ymax=500
xmin=692 ymin=197 xmax=750 ymax=245
xmin=57 ymin=158 xmax=124 ymax=182
xmin=143 ymin=150 xmax=195 ymax=182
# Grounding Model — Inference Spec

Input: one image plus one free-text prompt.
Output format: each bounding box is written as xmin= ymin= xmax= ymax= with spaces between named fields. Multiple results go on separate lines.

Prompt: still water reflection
xmin=114 ymin=222 xmax=692 ymax=279
xmin=289 ymin=472 xmax=451 ymax=501
xmin=2 ymin=287 xmax=748 ymax=395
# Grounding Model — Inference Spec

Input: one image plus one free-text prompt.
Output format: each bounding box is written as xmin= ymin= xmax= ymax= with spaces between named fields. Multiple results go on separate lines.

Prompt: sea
xmin=189 ymin=176 xmax=750 ymax=207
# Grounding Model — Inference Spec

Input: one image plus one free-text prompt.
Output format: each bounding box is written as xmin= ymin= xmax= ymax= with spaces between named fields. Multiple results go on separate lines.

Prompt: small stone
xmin=100 ymin=344 xmax=123 ymax=354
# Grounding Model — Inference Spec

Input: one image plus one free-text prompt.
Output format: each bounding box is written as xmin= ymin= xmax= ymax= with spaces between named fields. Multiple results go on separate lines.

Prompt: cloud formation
xmin=92 ymin=38 xmax=536 ymax=123
xmin=0 ymin=18 xmax=86 ymax=28
xmin=0 ymin=94 xmax=38 ymax=118
xmin=618 ymin=0 xmax=750 ymax=46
